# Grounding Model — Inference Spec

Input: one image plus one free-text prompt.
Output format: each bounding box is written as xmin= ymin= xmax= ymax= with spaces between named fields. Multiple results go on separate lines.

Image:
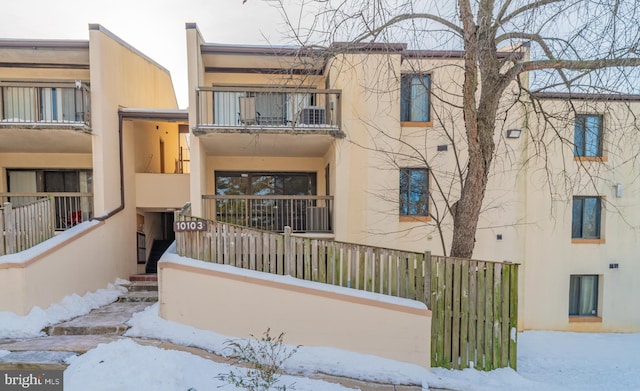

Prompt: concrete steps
xmin=46 ymin=302 xmax=152 ymax=336
xmin=0 ymin=276 xmax=158 ymax=370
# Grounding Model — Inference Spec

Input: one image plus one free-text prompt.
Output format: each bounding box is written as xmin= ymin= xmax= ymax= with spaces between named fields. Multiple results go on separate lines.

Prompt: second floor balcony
xmin=0 ymin=81 xmax=91 ymax=129
xmin=195 ymin=86 xmax=342 ymax=136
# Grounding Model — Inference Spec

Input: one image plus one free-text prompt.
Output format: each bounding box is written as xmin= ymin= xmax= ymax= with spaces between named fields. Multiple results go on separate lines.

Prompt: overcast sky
xmin=0 ymin=0 xmax=302 ymax=108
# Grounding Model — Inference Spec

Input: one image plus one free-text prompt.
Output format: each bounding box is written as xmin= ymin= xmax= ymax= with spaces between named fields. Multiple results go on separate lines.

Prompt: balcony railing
xmin=0 ymin=82 xmax=91 ymax=127
xmin=202 ymin=195 xmax=333 ymax=233
xmin=196 ymin=86 xmax=341 ymax=132
xmin=0 ymin=192 xmax=93 ymax=231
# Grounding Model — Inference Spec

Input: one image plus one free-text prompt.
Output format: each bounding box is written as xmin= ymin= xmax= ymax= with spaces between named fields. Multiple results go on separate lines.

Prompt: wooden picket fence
xmin=175 ymin=213 xmax=428 ymax=302
xmin=0 ymin=198 xmax=55 ymax=256
xmin=174 ymin=212 xmax=518 ymax=370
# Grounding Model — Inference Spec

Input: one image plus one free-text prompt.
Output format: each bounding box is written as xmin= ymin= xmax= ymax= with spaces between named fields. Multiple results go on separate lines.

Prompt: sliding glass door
xmin=215 ymin=172 xmax=316 ymax=230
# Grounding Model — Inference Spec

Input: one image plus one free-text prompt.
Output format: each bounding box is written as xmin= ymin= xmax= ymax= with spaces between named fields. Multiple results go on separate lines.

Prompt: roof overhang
xmin=119 ymin=108 xmax=188 ymax=121
xmin=0 ymin=39 xmax=90 ymax=70
xmin=201 ymin=43 xmax=327 ymax=75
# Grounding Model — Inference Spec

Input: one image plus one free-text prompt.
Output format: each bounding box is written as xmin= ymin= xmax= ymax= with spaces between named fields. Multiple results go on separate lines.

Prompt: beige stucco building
xmin=1 ymin=23 xmax=638 ymax=337
xmin=184 ymin=23 xmax=640 ymax=333
xmin=0 ymin=25 xmax=186 ymax=314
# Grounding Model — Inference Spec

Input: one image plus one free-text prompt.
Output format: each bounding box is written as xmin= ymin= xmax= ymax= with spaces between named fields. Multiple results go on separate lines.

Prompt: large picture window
xmin=215 ymin=172 xmax=316 ymax=196
xmin=214 ymin=171 xmax=319 ymax=232
xmin=400 ymin=74 xmax=430 ymax=123
xmin=574 ymin=114 xmax=603 ymax=157
xmin=400 ymin=168 xmax=429 ymax=216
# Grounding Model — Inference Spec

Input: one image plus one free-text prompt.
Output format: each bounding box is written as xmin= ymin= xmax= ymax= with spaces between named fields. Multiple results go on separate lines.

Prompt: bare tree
xmin=257 ymin=0 xmax=640 ymax=258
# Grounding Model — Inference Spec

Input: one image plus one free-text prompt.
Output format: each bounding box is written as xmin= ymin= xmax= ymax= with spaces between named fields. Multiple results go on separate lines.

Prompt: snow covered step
xmin=46 ymin=302 xmax=152 ymax=336
xmin=127 ymin=281 xmax=158 ymax=292
xmin=0 ymin=350 xmax=76 ymax=370
xmin=118 ymin=290 xmax=158 ymax=303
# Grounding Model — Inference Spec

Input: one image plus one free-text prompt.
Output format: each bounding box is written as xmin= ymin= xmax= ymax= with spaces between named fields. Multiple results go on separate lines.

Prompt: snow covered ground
xmin=1 ymin=284 xmax=639 ymax=390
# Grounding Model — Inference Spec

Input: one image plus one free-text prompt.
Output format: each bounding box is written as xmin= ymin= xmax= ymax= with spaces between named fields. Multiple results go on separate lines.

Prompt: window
xmin=400 ymin=168 xmax=429 ymax=216
xmin=2 ymin=87 xmax=37 ymax=121
xmin=574 ymin=114 xmax=602 ymax=157
xmin=401 ymin=74 xmax=430 ymax=123
xmin=572 ymin=196 xmax=601 ymax=239
xmin=214 ymin=171 xmax=318 ymax=231
xmin=215 ymin=172 xmax=316 ymax=196
xmin=569 ymin=275 xmax=599 ymax=316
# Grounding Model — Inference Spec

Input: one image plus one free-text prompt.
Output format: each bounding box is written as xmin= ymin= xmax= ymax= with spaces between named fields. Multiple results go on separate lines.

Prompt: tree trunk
xmin=450 ymin=2 xmax=502 ymax=258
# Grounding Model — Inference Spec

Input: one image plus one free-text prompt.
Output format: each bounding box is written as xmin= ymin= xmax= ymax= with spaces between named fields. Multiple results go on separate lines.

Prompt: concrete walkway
xmin=0 ymin=278 xmax=439 ymax=390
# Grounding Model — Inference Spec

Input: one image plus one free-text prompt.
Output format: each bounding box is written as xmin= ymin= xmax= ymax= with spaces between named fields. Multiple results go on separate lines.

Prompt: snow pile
xmin=424 ymin=331 xmax=640 ymax=391
xmin=0 ymin=283 xmax=126 ymax=339
xmin=125 ymin=303 xmax=428 ymax=386
xmin=64 ymin=339 xmax=354 ymax=391
xmin=516 ymin=331 xmax=640 ymax=391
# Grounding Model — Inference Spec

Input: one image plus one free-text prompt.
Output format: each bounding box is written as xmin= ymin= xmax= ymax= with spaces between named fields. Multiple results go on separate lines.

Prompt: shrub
xmin=218 ymin=328 xmax=299 ymax=391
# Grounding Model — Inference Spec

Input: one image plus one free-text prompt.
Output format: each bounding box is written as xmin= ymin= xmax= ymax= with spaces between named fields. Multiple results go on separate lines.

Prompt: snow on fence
xmin=0 ymin=198 xmax=54 ymax=255
xmin=174 ymin=212 xmax=518 ymax=371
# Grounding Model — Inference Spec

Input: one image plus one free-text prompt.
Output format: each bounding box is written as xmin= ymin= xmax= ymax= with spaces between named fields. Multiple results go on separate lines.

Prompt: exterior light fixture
xmin=615 ymin=183 xmax=622 ymax=198
xmin=506 ymin=129 xmax=522 ymax=139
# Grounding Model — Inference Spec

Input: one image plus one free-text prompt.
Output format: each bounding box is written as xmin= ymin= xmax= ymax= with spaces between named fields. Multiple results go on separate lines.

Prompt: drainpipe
xmin=92 ymin=111 xmax=125 ymax=221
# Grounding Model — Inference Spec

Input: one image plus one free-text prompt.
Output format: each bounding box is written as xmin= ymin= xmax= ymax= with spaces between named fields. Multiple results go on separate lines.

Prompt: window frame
xmin=574 ymin=114 xmax=604 ymax=160
xmin=215 ymin=171 xmax=317 ymax=196
xmin=571 ymin=196 xmax=603 ymax=243
xmin=569 ymin=274 xmax=600 ymax=318
xmin=399 ymin=167 xmax=430 ymax=220
xmin=400 ymin=74 xmax=431 ymax=126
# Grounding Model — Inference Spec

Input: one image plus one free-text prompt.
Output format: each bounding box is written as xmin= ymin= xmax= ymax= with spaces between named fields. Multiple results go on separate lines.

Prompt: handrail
xmin=202 ymin=194 xmax=333 ymax=233
xmin=203 ymin=195 xmax=333 ymax=200
xmin=198 ymin=85 xmax=342 ymax=94
xmin=0 ymin=192 xmax=93 ymax=197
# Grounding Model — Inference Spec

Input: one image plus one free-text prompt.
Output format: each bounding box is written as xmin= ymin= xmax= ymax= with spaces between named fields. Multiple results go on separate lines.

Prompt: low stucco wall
xmin=0 ymin=213 xmax=136 ymax=315
xmin=159 ymin=257 xmax=431 ymax=368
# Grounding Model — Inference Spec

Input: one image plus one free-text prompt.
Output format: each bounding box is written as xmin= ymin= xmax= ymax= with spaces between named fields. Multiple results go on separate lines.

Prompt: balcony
xmin=0 ymin=192 xmax=93 ymax=231
xmin=202 ymin=195 xmax=333 ymax=233
xmin=195 ymin=86 xmax=342 ymax=135
xmin=0 ymin=81 xmax=91 ymax=129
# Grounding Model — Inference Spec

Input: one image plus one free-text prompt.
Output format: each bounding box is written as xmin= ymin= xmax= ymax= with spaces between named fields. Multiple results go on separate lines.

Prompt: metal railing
xmin=1 ymin=198 xmax=55 ymax=255
xmin=0 ymin=82 xmax=91 ymax=126
xmin=202 ymin=194 xmax=333 ymax=233
xmin=196 ymin=86 xmax=341 ymax=131
xmin=0 ymin=192 xmax=93 ymax=231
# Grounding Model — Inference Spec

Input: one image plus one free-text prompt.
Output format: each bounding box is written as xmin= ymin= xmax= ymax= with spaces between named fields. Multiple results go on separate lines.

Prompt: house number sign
xmin=173 ymin=221 xmax=207 ymax=231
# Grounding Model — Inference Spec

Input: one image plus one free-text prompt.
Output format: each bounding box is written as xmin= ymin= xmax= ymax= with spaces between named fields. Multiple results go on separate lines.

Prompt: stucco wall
xmin=159 ymin=259 xmax=431 ymax=368
xmin=89 ymin=25 xmax=178 ymax=215
xmin=0 ymin=216 xmax=130 ymax=315
xmin=326 ymin=52 xmax=523 ymax=258
xmin=520 ymin=98 xmax=640 ymax=332
xmin=135 ymin=173 xmax=189 ymax=209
